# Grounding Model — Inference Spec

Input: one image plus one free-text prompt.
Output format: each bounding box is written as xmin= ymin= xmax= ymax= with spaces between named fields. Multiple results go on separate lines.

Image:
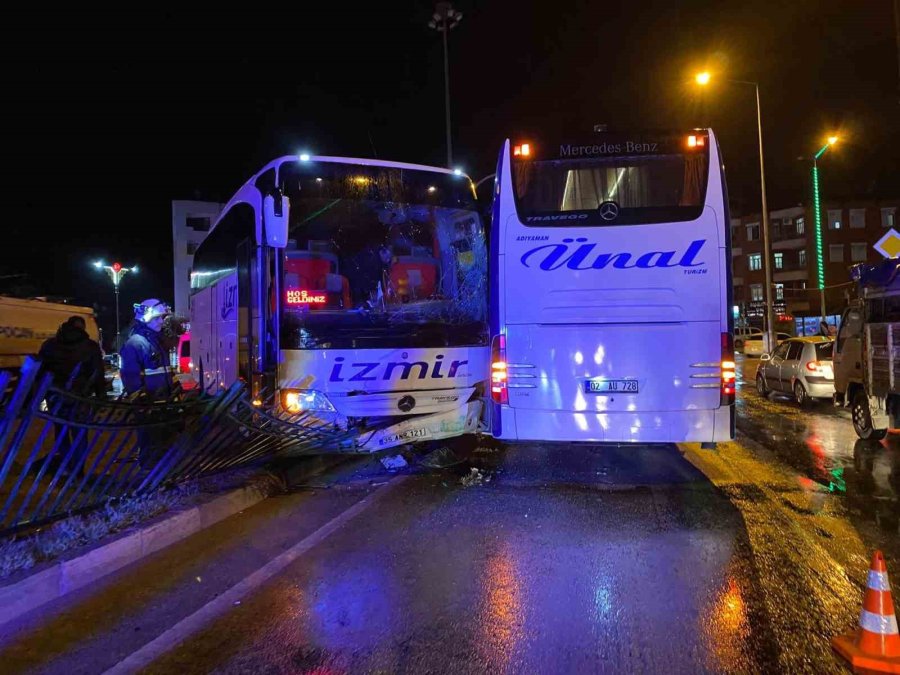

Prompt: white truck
xmin=0 ymin=296 xmax=99 ymax=371
xmin=833 ymin=259 xmax=900 ymax=440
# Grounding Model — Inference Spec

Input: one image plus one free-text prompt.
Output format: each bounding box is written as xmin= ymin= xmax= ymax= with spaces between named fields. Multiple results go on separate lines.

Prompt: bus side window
xmin=836 ymin=309 xmax=861 ymax=352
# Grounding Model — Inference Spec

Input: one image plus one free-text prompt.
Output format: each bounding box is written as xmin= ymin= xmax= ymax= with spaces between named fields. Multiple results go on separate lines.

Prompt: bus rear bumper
xmin=495 ymin=405 xmax=734 ymax=443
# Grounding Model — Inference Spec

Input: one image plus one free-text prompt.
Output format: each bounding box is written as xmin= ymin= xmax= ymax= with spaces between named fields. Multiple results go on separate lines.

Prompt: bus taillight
xmin=491 ymin=334 xmax=509 ymax=404
xmin=687 ymin=134 xmax=707 ymax=149
xmin=721 ymin=332 xmax=735 ymax=405
xmin=513 ymin=143 xmax=532 ymax=158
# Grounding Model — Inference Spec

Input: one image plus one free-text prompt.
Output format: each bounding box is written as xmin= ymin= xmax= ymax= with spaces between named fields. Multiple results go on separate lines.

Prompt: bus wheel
xmin=756 ymin=374 xmax=769 ymax=398
xmin=852 ymin=390 xmax=887 ymax=440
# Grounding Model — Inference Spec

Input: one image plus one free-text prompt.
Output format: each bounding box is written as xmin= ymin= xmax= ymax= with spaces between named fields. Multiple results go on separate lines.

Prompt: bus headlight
xmin=281 ymin=389 xmax=336 ymax=413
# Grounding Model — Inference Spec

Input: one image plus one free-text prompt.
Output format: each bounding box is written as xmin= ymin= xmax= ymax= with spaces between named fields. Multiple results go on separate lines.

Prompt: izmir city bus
xmin=488 ymin=130 xmax=734 ymax=443
xmin=189 ymin=155 xmax=489 ymax=451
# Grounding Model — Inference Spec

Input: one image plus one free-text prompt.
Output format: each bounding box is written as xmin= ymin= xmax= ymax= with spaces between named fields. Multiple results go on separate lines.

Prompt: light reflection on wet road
xmin=739 ymin=355 xmax=900 ymax=520
xmin=147 ymin=445 xmax=779 ymax=674
xmin=738 ymin=354 xmax=900 ymax=565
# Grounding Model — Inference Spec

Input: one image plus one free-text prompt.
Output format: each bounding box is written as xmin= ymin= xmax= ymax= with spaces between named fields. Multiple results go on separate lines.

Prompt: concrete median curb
xmin=0 ymin=484 xmax=269 ymax=629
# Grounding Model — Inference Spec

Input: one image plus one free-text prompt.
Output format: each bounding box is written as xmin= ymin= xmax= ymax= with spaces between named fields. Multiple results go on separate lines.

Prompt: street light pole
xmin=811 ymin=136 xmax=838 ymax=320
xmin=441 ymin=19 xmax=452 ymax=167
xmin=694 ymin=72 xmax=775 ymax=350
xmin=93 ymin=261 xmax=137 ymax=349
xmin=428 ymin=2 xmax=462 ymax=168
xmin=812 ymin=155 xmax=826 ymax=319
xmin=752 ymin=82 xmax=776 ymax=354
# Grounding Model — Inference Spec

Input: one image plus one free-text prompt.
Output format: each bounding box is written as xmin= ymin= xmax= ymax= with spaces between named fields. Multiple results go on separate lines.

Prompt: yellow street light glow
xmin=827 ymin=135 xmax=839 ymax=145
xmin=695 ymin=71 xmax=711 ymax=86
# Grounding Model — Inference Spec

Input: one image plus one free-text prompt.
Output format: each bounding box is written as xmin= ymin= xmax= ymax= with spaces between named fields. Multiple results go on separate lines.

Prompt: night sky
xmin=4 ymin=1 xmax=898 ymax=340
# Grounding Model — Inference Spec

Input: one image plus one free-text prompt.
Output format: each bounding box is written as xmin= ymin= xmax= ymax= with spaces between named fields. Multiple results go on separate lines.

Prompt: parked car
xmin=735 ymin=327 xmax=763 ymax=350
xmin=743 ymin=332 xmax=792 ymax=357
xmin=755 ymin=336 xmax=835 ymax=405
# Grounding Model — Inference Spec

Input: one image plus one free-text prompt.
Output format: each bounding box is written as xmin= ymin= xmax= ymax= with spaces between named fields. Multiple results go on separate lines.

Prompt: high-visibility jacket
xmin=120 ymin=323 xmax=173 ymax=397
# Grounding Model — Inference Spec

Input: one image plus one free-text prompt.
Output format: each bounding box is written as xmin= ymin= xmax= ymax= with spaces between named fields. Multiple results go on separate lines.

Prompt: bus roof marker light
xmin=513 ymin=143 xmax=532 ymax=158
xmin=299 ymin=153 xmax=311 ymax=162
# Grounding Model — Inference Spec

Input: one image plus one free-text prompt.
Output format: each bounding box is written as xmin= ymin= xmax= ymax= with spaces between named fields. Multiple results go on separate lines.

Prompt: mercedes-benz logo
xmin=397 ymin=395 xmax=416 ymax=412
xmin=598 ymin=201 xmax=619 ymax=221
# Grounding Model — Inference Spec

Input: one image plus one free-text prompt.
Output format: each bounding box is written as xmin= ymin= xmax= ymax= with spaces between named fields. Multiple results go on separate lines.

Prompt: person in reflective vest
xmin=120 ymin=299 xmax=174 ymax=398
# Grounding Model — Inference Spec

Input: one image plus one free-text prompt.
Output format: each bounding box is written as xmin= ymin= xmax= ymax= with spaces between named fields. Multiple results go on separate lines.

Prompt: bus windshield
xmin=512 ymin=135 xmax=709 ymax=225
xmin=278 ymin=163 xmax=488 ymax=349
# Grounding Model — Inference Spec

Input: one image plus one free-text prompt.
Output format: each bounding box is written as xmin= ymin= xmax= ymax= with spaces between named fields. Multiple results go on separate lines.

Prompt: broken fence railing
xmin=0 ymin=357 xmax=361 ymax=536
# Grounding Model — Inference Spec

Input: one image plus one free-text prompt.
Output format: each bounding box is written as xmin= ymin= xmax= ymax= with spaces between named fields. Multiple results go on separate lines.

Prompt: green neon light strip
xmin=812 ymin=164 xmax=825 ymax=289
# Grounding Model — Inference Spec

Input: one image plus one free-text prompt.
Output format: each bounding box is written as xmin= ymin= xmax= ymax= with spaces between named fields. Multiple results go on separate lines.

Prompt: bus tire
xmin=852 ymin=390 xmax=887 ymax=441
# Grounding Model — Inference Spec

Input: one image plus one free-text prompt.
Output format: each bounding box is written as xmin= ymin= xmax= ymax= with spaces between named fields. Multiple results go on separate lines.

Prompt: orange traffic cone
xmin=833 ymin=550 xmax=900 ymax=673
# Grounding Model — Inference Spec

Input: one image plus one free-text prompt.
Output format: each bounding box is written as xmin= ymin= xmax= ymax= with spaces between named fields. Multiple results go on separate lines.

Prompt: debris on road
xmin=460 ymin=467 xmax=490 ymax=487
xmin=380 ymin=454 xmax=408 ymax=471
xmin=418 ymin=445 xmax=463 ymax=469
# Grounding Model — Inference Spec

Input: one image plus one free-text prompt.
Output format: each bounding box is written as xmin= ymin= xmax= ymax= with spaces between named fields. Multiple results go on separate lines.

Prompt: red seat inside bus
xmin=284 ymin=254 xmax=351 ymax=308
xmin=390 ymin=256 xmax=438 ymax=299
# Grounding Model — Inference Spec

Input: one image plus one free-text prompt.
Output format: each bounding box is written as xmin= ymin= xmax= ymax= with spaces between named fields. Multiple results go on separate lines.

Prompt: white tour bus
xmin=189 ymin=155 xmax=489 ymax=451
xmin=488 ymin=131 xmax=735 ymax=444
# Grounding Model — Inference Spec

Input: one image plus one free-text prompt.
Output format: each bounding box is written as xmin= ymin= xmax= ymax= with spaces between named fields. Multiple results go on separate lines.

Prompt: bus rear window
xmin=512 ymin=142 xmax=710 ymax=226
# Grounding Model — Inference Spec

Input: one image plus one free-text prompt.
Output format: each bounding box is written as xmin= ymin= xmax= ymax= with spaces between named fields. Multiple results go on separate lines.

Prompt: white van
xmin=735 ymin=327 xmax=763 ymax=351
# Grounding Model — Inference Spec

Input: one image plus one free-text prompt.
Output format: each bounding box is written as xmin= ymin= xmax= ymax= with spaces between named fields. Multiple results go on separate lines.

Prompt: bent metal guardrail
xmin=0 ymin=357 xmax=365 ymax=536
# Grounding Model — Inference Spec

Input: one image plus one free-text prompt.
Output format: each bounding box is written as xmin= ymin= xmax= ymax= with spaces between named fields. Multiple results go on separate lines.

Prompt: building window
xmin=883 ymin=208 xmax=897 ymax=228
xmin=829 ymin=244 xmax=844 ymax=262
xmin=799 ymin=249 xmax=807 ymax=266
xmin=746 ymin=223 xmax=760 ymax=241
xmin=750 ymin=284 xmax=764 ymax=302
xmin=731 ymin=225 xmax=740 ymax=241
xmin=828 ymin=210 xmax=842 ymax=230
xmin=774 ymin=252 xmax=784 ymax=269
xmin=796 ymin=217 xmax=805 ymax=235
xmin=851 ymin=242 xmax=868 ymax=262
xmin=775 ymin=283 xmax=784 ymax=301
xmin=748 ymin=253 xmax=762 ymax=271
xmin=186 ymin=217 xmax=211 ymax=232
xmin=850 ymin=209 xmax=866 ymax=229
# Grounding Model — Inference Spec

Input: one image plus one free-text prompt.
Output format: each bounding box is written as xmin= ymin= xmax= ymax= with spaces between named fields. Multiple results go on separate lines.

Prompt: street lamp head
xmin=695 ymin=71 xmax=711 ymax=86
xmin=827 ymin=135 xmax=839 ymax=146
xmin=130 ymin=265 xmax=138 ymax=274
xmin=93 ymin=260 xmax=103 ymax=269
xmin=453 ymin=168 xmax=463 ymax=176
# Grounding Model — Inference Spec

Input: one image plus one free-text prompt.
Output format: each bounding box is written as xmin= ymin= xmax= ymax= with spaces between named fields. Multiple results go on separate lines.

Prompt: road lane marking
xmin=104 ymin=475 xmax=407 ymax=675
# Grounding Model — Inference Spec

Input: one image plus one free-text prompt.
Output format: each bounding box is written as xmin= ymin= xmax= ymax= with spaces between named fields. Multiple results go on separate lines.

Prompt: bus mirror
xmin=263 ymin=194 xmax=290 ymax=247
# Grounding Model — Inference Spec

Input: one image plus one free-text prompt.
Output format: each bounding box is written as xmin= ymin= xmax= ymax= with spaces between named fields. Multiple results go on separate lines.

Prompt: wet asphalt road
xmin=2 ymin=359 xmax=900 ymax=673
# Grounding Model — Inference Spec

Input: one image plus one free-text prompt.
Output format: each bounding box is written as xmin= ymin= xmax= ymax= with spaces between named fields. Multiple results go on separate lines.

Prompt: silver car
xmin=755 ymin=337 xmax=835 ymax=405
